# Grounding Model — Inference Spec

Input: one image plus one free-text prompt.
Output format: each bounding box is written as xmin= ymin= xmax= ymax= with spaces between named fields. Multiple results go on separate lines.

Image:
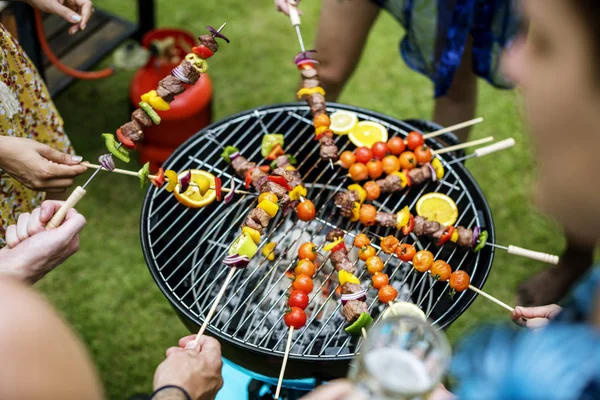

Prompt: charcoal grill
xmin=140 ymin=102 xmax=495 ymax=382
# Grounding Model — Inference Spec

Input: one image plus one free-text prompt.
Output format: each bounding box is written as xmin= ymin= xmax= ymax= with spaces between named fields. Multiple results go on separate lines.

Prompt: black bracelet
xmin=150 ymin=385 xmax=192 ymax=400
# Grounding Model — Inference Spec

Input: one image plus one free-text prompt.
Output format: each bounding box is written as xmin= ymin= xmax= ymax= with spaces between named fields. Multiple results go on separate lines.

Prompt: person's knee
xmin=316 ymin=61 xmax=351 ymax=101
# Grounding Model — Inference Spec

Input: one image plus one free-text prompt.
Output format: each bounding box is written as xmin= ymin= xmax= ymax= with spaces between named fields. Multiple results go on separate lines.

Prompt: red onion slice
xmin=179 ymin=170 xmax=191 ymax=193
xmin=99 ymin=153 xmax=115 ymax=171
xmin=293 ymin=50 xmax=317 ymax=64
xmin=205 ymin=26 xmax=230 ymax=43
xmin=223 ymin=254 xmax=249 ymax=269
xmin=341 ymin=290 xmax=367 ymax=305
xmin=224 ymin=181 xmax=235 ymax=204
xmin=230 ymin=151 xmax=240 ymax=161
xmin=472 ymin=227 xmax=480 ymax=248
xmin=171 ymin=66 xmax=190 ymax=84
xmin=427 ymin=163 xmax=437 ymax=182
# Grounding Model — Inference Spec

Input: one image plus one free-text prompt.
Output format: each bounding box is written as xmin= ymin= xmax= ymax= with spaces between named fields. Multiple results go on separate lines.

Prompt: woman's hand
xmin=511 ymin=304 xmax=562 ymax=328
xmin=0 ymin=136 xmax=87 ymax=192
xmin=25 ymin=0 xmax=94 ymax=34
xmin=155 ymin=335 xmax=224 ymax=400
xmin=0 ymin=201 xmax=86 ymax=283
xmin=275 ymin=0 xmax=302 ymax=16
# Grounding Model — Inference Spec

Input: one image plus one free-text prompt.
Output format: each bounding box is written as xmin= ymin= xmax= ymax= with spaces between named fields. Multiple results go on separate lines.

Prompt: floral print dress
xmin=0 ymin=23 xmax=74 ymax=246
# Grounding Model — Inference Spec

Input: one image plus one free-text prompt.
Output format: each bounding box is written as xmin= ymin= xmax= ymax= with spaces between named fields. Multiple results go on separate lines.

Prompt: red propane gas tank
xmin=130 ymin=28 xmax=212 ymax=170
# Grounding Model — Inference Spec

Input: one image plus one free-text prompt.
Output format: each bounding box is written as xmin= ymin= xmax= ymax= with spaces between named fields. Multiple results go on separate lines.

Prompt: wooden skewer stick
xmin=81 ymin=162 xmax=253 ymax=195
xmin=422 ymin=117 xmax=484 ymax=140
xmin=361 ymin=327 xmax=368 ymax=339
xmin=195 ymin=268 xmax=237 ymax=340
xmin=433 ymin=136 xmax=494 ymax=156
xmin=468 ymin=285 xmax=514 ymax=313
xmin=275 ymin=326 xmax=295 ymax=400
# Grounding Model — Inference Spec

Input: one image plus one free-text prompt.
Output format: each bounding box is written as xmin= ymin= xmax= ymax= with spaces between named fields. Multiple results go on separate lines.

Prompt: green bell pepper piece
xmin=344 ymin=312 xmax=373 ymax=336
xmin=139 ymin=101 xmax=161 ymax=125
xmin=228 ymin=232 xmax=258 ymax=259
xmin=137 ymin=162 xmax=150 ymax=189
xmin=261 ymin=134 xmax=284 ymax=157
xmin=102 ymin=133 xmax=130 ymax=163
xmin=286 ymin=154 xmax=297 ymax=166
xmin=221 ymin=146 xmax=240 ymax=164
xmin=474 ymin=230 xmax=488 ymax=253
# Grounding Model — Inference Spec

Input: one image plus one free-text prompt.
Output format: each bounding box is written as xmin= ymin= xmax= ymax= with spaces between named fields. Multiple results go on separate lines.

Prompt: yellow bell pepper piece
xmin=242 ymin=226 xmax=262 ymax=245
xmin=450 ymin=229 xmax=459 ymax=243
xmin=296 ymin=86 xmax=326 ymax=99
xmin=338 ymin=270 xmax=361 ymax=286
xmin=348 ymin=184 xmax=367 ymax=204
xmin=349 ymin=202 xmax=360 ymax=222
xmin=262 ymin=241 xmax=277 ymax=261
xmin=258 ymin=199 xmax=279 ymax=218
xmin=149 ymin=92 xmax=170 ymax=111
xmin=258 ymin=192 xmax=278 ymax=204
xmin=392 ymin=171 xmax=409 ymax=188
xmin=315 ymin=126 xmax=329 ymax=136
xmin=431 ymin=158 xmax=445 ymax=180
xmin=141 ymin=90 xmax=154 ymax=103
xmin=396 ymin=206 xmax=410 ymax=229
xmin=285 ymin=165 xmax=296 ymax=171
xmin=323 ymin=237 xmax=344 ymax=252
xmin=196 ymin=176 xmax=211 ymax=196
xmin=289 ymin=186 xmax=307 ymax=201
xmin=164 ymin=170 xmax=178 ymax=192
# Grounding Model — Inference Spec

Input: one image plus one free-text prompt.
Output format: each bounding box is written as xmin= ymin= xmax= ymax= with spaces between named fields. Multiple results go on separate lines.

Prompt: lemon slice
xmin=329 ymin=110 xmax=358 ymax=135
xmin=173 ymin=170 xmax=216 ymax=208
xmin=349 ymin=121 xmax=388 ymax=148
xmin=416 ymin=192 xmax=458 ymax=227
xmin=382 ymin=302 xmax=426 ymax=321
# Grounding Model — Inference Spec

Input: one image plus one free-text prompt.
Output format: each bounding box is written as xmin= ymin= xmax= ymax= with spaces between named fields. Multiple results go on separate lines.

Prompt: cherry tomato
xmin=349 ymin=163 xmax=369 ymax=182
xmin=358 ymin=245 xmax=376 ymax=261
xmin=399 ymin=151 xmax=417 ymax=170
xmin=378 ymin=285 xmax=398 ymax=303
xmin=292 ymin=274 xmax=314 ymax=293
xmin=314 ymin=114 xmax=331 ymax=128
xmin=363 ymin=181 xmax=381 ymax=201
xmin=296 ymin=200 xmax=316 ymax=221
xmin=380 ymin=235 xmax=400 ymax=254
xmin=354 ymin=147 xmax=373 ymax=164
xmin=339 ymin=151 xmax=356 ymax=169
xmin=288 ymin=289 xmax=309 ymax=309
xmin=413 ymin=250 xmax=434 ymax=272
xmin=387 ymin=137 xmax=406 ymax=155
xmin=372 ymin=272 xmax=389 ymax=289
xmin=298 ymin=242 xmax=317 ymax=261
xmin=284 ymin=306 xmax=307 ymax=328
xmin=366 ymin=256 xmax=384 ymax=274
xmin=406 ymin=131 xmax=424 ymax=150
xmin=353 ymin=233 xmax=371 ymax=249
xmin=258 ymin=192 xmax=278 ymax=204
xmin=371 ymin=141 xmax=389 ymax=160
xmin=382 ymin=155 xmax=401 ymax=175
xmin=395 ymin=243 xmax=416 ymax=262
xmin=414 ymin=145 xmax=433 ymax=165
xmin=359 ymin=204 xmax=377 ymax=226
xmin=449 ymin=270 xmax=470 ymax=292
xmin=431 ymin=260 xmax=452 ymax=282
xmin=295 ymin=259 xmax=316 ymax=277
xmin=366 ymin=160 xmax=384 ymax=179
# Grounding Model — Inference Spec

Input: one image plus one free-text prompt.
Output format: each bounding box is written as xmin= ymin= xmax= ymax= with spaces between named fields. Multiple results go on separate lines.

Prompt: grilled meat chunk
xmin=408 ymin=165 xmax=432 ymax=186
xmin=432 ymin=226 xmax=447 ymax=240
xmin=308 ymin=93 xmax=326 ymax=115
xmin=272 ymin=167 xmax=300 ymax=186
xmin=334 ymin=191 xmax=358 ymax=218
xmin=179 ymin=60 xmax=200 ymax=85
xmin=121 ymin=120 xmax=143 ymax=142
xmin=330 ymin=251 xmax=355 ymax=274
xmin=303 ymin=79 xmax=320 ymax=89
xmin=248 ymin=207 xmax=271 ymax=228
xmin=413 ymin=216 xmax=427 ymax=236
xmin=320 ymin=143 xmax=339 ymax=160
xmin=422 ymin=219 xmax=442 ymax=236
xmin=251 ymin=168 xmax=268 ymax=191
xmin=260 ymin=181 xmax=287 ymax=199
xmin=326 ymin=229 xmax=345 ymax=242
xmin=198 ymin=34 xmax=219 ymax=53
xmin=301 ymin=67 xmax=318 ymax=79
xmin=341 ymin=283 xmax=363 ymax=295
xmin=457 ymin=226 xmax=473 ymax=248
xmin=275 ymin=155 xmax=292 ymax=168
xmin=243 ymin=216 xmax=263 ymax=234
xmin=157 ymin=75 xmax=185 ymax=102
xmin=343 ymin=300 xmax=369 ymax=322
xmin=279 ymin=194 xmax=298 ymax=216
xmin=231 ymin=157 xmax=255 ymax=178
xmin=132 ymin=108 xmax=153 ymax=129
xmin=375 ymin=212 xmax=397 ymax=228
xmin=376 ymin=174 xmax=402 ymax=193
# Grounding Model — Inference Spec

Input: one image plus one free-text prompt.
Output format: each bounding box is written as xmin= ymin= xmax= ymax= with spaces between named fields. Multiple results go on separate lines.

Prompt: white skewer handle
xmin=468 ymin=285 xmax=514 ymax=312
xmin=288 ymin=1 xmax=301 ymax=26
xmin=474 ymin=138 xmax=515 ymax=158
xmin=46 ymin=186 xmax=86 ymax=230
xmin=507 ymin=245 xmax=559 ymax=265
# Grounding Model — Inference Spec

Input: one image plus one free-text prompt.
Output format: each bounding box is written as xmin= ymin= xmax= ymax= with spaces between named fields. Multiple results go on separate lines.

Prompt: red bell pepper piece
xmin=151 ymin=168 xmax=165 ymax=188
xmin=215 ymin=176 xmax=222 ymax=201
xmin=259 ymin=165 xmax=271 ymax=173
xmin=402 ymin=214 xmax=414 ymax=236
xmin=403 ymin=169 xmax=412 ymax=187
xmin=314 ymin=129 xmax=333 ymax=141
xmin=192 ymin=45 xmax=214 ymax=59
xmin=436 ymin=226 xmax=455 ymax=246
xmin=331 ymin=241 xmax=347 ymax=254
xmin=115 ymin=128 xmax=136 ymax=150
xmin=298 ymin=62 xmax=315 ymax=70
xmin=266 ymin=144 xmax=285 ymax=161
xmin=267 ymin=175 xmax=292 ymax=191
xmin=245 ymin=168 xmax=254 ymax=189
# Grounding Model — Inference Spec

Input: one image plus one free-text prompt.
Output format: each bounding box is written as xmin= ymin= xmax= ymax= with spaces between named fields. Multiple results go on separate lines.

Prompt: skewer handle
xmin=196 ymin=268 xmax=236 ymax=340
xmin=473 ymin=138 xmax=515 ymax=158
xmin=422 ymin=117 xmax=484 ymax=140
xmin=46 ymin=186 xmax=86 ymax=230
xmin=275 ymin=326 xmax=294 ymax=400
xmin=433 ymin=136 xmax=494 ymax=155
xmin=507 ymin=245 xmax=559 ymax=265
xmin=287 ymin=0 xmax=301 ymax=26
xmin=468 ymin=285 xmax=514 ymax=312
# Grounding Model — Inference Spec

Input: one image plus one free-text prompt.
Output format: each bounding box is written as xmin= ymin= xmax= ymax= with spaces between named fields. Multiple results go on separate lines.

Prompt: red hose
xmin=34 ymin=9 xmax=114 ymax=80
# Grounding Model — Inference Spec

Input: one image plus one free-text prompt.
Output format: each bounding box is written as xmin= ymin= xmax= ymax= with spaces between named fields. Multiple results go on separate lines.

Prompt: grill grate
xmin=141 ymin=103 xmax=494 ymax=368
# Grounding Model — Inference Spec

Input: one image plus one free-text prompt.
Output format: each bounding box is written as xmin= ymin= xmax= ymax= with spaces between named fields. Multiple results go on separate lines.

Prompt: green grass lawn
xmin=40 ymin=1 xmax=565 ymax=398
